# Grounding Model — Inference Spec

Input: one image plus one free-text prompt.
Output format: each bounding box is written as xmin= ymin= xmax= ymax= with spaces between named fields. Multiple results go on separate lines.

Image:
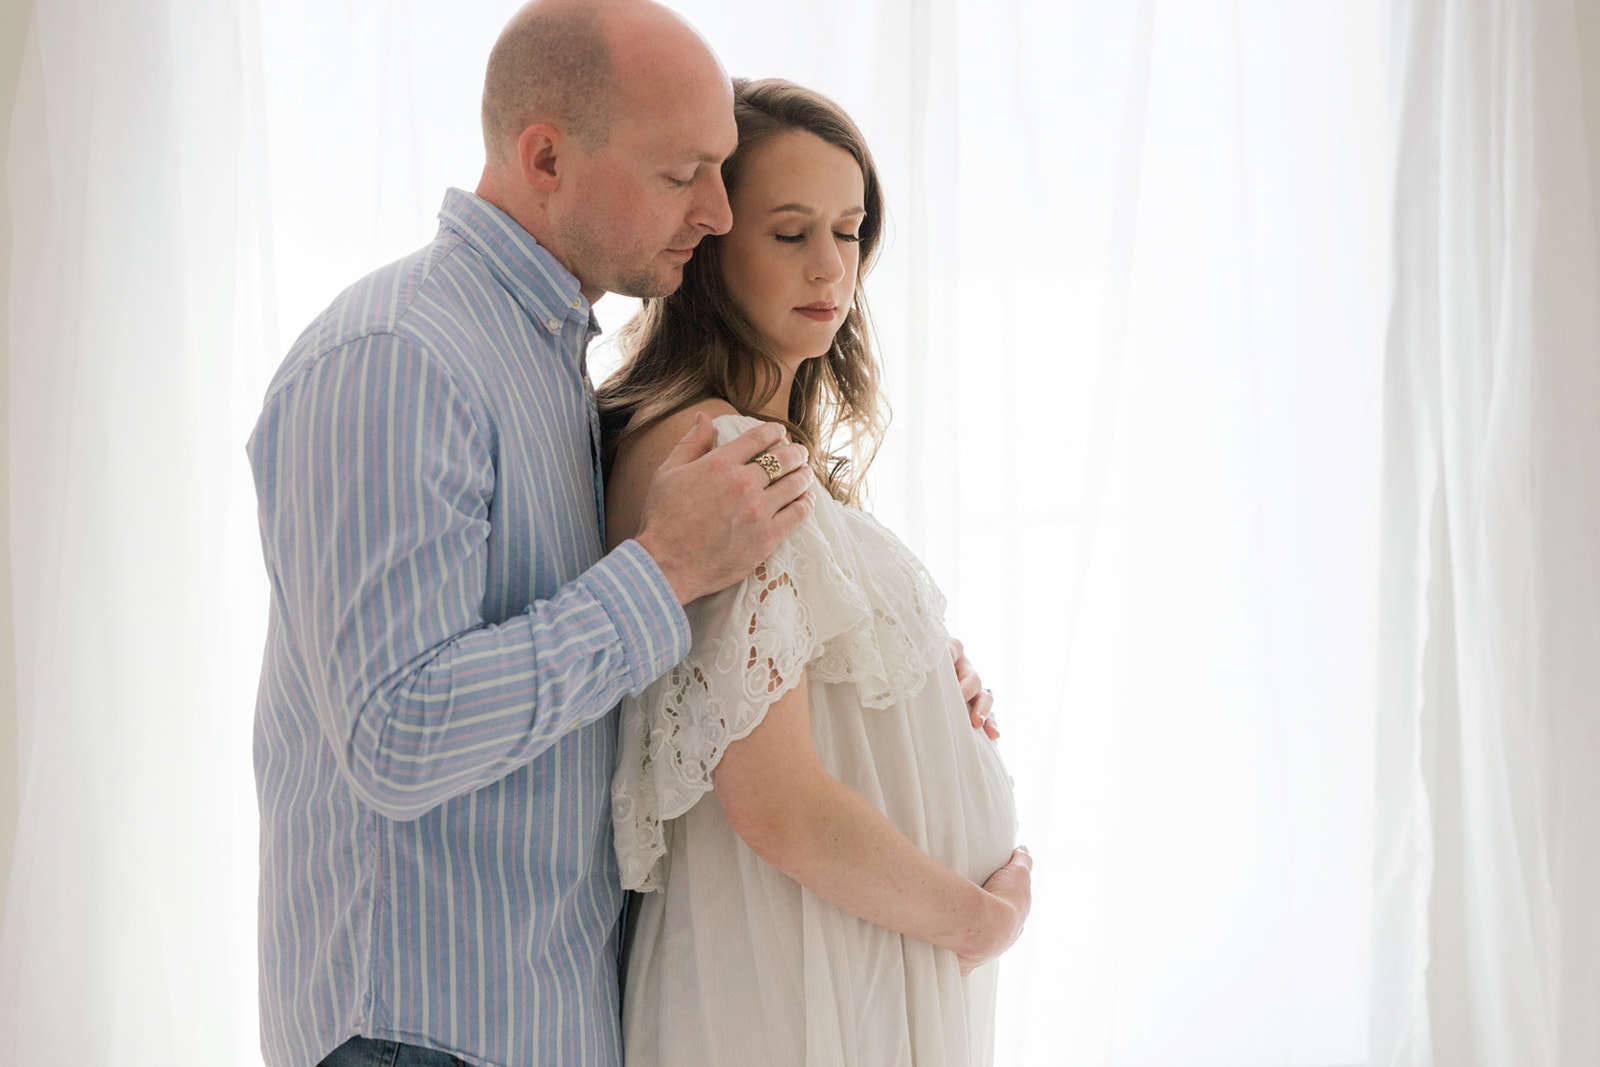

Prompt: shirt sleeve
xmin=249 ymin=334 xmax=689 ymax=820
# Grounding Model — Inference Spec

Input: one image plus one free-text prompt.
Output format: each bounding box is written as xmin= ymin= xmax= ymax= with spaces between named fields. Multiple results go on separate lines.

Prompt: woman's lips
xmin=794 ymin=303 xmax=837 ymax=322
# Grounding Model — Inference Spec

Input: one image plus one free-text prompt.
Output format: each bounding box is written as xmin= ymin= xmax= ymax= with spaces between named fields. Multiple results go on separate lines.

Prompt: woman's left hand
xmin=949 ymin=637 xmax=999 ymax=739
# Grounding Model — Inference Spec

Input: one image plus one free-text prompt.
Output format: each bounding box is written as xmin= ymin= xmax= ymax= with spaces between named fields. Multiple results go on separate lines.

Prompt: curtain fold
xmin=1374 ymin=1 xmax=1600 ymax=1064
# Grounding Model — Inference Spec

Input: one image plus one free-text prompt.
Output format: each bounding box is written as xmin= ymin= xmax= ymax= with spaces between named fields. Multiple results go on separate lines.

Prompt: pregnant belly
xmin=946 ymin=713 xmax=1020 ymax=883
xmin=810 ymin=667 xmax=1019 ymax=886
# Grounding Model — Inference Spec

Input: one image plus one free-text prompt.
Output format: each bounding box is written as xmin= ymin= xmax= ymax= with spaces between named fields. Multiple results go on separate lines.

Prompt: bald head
xmin=476 ymin=0 xmax=736 ymax=302
xmin=482 ymin=1 xmax=612 ymax=159
xmin=481 ymin=0 xmax=723 ymax=164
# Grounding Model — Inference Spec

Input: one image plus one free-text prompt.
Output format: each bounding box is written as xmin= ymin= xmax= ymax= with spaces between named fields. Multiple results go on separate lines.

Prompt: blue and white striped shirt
xmin=247 ymin=188 xmax=690 ymax=1067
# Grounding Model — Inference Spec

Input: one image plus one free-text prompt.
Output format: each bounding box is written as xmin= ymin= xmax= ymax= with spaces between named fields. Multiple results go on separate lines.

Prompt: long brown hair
xmin=595 ymin=77 xmax=888 ymax=505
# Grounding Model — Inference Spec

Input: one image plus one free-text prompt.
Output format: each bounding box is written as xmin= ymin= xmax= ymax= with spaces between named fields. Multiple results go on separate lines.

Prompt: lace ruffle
xmin=612 ymin=415 xmax=952 ymax=892
xmin=808 ymin=507 xmax=951 ymax=707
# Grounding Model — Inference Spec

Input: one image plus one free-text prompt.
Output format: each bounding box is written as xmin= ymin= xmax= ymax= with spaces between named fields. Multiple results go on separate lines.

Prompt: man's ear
xmin=517 ymin=123 xmax=564 ymax=193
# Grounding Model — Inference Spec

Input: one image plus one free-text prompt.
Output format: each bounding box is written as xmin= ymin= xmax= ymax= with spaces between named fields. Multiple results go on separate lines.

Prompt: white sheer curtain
xmin=3 ymin=1 xmax=1594 ymax=1066
xmin=1372 ymin=2 xmax=1600 ymax=1065
xmin=933 ymin=5 xmax=1388 ymax=1062
xmin=2 ymin=1 xmax=273 ymax=1062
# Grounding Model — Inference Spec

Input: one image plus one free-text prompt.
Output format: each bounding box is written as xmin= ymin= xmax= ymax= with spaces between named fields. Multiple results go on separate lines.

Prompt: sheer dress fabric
xmin=612 ymin=414 xmax=1018 ymax=1066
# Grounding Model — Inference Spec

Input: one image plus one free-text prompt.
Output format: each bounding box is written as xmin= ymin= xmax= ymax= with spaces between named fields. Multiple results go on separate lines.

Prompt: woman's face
xmin=719 ymin=130 xmax=866 ymax=378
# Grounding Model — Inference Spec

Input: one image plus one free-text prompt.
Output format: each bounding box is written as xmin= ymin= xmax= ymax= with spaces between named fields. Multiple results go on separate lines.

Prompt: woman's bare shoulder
xmin=618 ymin=400 xmax=743 ymax=476
xmin=607 ymin=399 xmax=748 ymax=548
xmin=640 ymin=397 xmax=744 ymax=442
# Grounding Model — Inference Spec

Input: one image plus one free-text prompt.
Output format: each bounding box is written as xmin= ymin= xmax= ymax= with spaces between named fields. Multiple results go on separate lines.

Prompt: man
xmin=248 ymin=2 xmax=1016 ymax=1065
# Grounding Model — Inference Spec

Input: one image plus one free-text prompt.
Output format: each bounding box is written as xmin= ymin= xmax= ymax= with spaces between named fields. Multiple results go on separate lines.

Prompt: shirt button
xmin=569 ymin=296 xmax=582 ymax=309
xmin=546 ymin=316 xmax=561 ymax=330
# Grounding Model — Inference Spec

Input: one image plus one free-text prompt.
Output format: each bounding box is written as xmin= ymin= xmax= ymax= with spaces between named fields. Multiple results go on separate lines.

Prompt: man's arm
xmin=251 ymin=337 xmax=690 ymax=820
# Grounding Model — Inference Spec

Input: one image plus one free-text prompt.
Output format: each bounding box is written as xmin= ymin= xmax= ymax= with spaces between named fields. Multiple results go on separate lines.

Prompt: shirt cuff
xmin=578 ymin=539 xmax=691 ymax=694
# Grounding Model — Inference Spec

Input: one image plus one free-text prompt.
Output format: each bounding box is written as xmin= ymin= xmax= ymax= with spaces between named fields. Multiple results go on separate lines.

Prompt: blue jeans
xmin=318 ymin=1036 xmax=469 ymax=1067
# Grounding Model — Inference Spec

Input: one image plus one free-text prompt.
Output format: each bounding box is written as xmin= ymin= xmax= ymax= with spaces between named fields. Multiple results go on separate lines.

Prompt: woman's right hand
xmin=959 ymin=846 xmax=1033 ymax=976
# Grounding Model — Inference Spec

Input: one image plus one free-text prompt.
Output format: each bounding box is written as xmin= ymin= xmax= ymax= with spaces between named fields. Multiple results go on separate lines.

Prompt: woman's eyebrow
xmin=769 ymin=203 xmax=867 ymax=217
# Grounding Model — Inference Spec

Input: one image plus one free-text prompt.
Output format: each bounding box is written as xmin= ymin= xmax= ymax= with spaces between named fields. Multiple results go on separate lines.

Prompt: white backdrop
xmin=1371 ymin=2 xmax=1600 ymax=1064
xmin=5 ymin=1 xmax=1591 ymax=1065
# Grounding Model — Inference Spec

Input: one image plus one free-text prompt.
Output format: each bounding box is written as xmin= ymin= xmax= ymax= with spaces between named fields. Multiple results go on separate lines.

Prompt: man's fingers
xmin=639 ymin=418 xmax=816 ymax=604
xmin=722 ymin=420 xmax=792 ymax=465
xmin=750 ymin=442 xmax=810 ymax=488
xmin=769 ymin=487 xmax=817 ymax=536
xmin=762 ymin=463 xmax=816 ymax=513
xmin=1010 ymin=845 xmax=1032 ymax=873
xmin=752 ymin=492 xmax=815 ymax=560
xmin=715 ymin=431 xmax=809 ymax=495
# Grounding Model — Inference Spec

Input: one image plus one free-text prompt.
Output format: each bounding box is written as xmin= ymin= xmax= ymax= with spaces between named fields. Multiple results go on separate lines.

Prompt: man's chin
xmin=614 ymin=265 xmax=686 ymax=301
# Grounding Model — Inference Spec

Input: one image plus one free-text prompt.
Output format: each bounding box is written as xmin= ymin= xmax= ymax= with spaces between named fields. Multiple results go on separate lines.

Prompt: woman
xmin=599 ymin=78 xmax=1024 ymax=1066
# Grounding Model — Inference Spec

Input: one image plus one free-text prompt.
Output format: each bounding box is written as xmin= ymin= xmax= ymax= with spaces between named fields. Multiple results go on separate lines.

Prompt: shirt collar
xmin=436 ymin=188 xmax=600 ymax=344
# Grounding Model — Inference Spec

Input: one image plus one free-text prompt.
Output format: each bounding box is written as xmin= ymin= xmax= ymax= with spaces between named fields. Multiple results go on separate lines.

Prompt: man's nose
xmin=690 ymin=171 xmax=733 ymax=235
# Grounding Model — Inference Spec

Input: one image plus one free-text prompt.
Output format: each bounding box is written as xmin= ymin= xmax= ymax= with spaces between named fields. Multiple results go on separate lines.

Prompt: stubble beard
xmin=614 ymin=261 xmax=684 ymax=300
xmin=562 ymin=214 xmax=688 ymax=301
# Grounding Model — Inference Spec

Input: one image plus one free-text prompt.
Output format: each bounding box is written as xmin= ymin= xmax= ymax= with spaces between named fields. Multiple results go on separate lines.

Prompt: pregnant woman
xmin=599 ymin=77 xmax=1028 ymax=1067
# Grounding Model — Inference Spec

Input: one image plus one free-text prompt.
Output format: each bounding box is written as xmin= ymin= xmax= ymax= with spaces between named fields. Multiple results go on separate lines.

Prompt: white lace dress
xmin=612 ymin=415 xmax=1018 ymax=1067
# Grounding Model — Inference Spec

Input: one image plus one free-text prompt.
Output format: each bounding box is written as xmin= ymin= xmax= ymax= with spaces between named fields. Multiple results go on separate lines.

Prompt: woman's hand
xmin=958 ymin=846 xmax=1033 ymax=975
xmin=949 ymin=637 xmax=999 ymax=739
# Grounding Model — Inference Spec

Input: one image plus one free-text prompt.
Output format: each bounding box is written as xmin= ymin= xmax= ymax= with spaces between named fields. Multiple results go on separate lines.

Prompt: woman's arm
xmin=606 ymin=401 xmax=1029 ymax=972
xmin=712 ymin=672 xmax=1029 ymax=973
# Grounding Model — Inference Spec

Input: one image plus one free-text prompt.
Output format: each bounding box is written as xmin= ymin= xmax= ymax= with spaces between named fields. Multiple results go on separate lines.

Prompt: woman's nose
xmin=808 ymin=240 xmax=846 ymax=283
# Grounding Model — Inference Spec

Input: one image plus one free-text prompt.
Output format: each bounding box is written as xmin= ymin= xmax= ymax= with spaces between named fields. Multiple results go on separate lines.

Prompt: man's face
xmin=551 ymin=75 xmax=737 ymax=301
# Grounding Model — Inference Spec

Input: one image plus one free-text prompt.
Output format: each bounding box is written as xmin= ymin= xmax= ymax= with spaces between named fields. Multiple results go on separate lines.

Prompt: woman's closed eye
xmin=775 ymin=230 xmax=863 ymax=244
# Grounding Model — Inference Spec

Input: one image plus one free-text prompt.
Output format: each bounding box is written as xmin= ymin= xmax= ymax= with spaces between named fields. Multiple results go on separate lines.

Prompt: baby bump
xmin=946 ymin=703 xmax=1019 ymax=884
xmin=809 ymin=667 xmax=1018 ymax=886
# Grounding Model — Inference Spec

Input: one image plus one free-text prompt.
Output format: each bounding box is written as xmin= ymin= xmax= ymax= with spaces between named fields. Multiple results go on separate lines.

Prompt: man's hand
xmin=635 ymin=413 xmax=815 ymax=604
xmin=958 ymin=846 xmax=1033 ymax=976
xmin=950 ymin=637 xmax=999 ymax=739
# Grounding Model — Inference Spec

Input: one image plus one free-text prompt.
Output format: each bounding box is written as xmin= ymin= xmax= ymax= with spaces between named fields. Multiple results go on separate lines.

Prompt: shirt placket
xmin=584 ymin=366 xmax=605 ymax=544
